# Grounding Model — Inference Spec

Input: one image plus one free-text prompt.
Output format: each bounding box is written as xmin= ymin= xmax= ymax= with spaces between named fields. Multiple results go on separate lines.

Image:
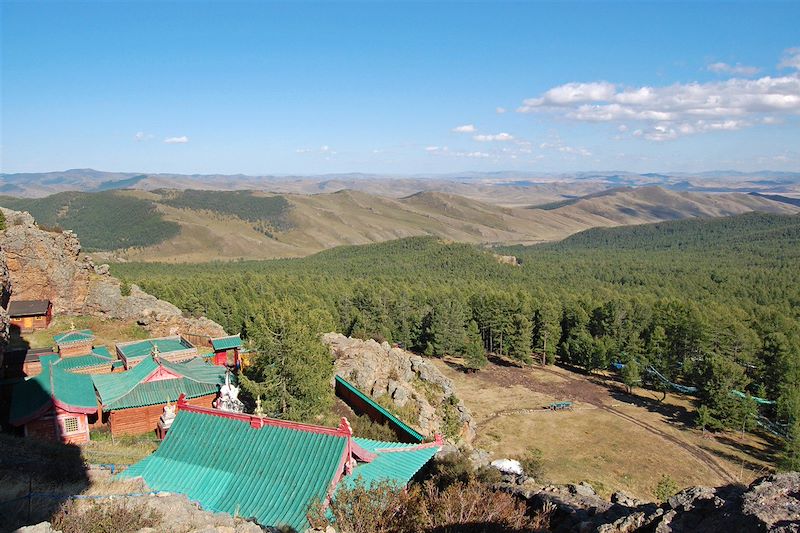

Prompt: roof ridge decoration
xmin=176 ymin=394 xmax=353 ymax=438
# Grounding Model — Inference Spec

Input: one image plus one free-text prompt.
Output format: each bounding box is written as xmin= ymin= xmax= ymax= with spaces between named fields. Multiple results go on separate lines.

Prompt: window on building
xmin=61 ymin=416 xmax=80 ymax=434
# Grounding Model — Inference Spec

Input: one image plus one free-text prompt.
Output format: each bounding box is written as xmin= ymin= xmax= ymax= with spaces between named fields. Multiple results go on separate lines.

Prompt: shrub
xmin=350 ymin=414 xmax=397 ymax=441
xmin=437 ymin=395 xmax=462 ymax=440
xmin=428 ymin=451 xmax=502 ymax=489
xmin=310 ymin=478 xmax=550 ymax=533
xmin=308 ymin=478 xmax=420 ymax=533
xmin=120 ymin=279 xmax=132 ymax=297
xmin=518 ymin=447 xmax=547 ymax=482
xmin=653 ymin=474 xmax=679 ymax=503
xmin=0 ymin=209 xmax=5 ymax=230
xmin=51 ymin=499 xmax=161 ymax=533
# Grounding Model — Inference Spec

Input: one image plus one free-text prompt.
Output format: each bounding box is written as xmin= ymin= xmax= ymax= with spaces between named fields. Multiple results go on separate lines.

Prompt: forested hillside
xmin=0 ymin=191 xmax=179 ymax=250
xmin=2 ymin=186 xmax=796 ymax=261
xmin=113 ymin=212 xmax=800 ymax=468
xmin=157 ymin=189 xmax=293 ymax=235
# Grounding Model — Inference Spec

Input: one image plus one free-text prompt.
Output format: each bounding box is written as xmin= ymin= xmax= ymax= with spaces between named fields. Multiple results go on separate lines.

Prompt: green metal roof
xmin=93 ymin=356 xmax=225 ymax=410
xmin=117 ymin=337 xmax=195 ymax=360
xmin=53 ymin=329 xmax=95 ymax=345
xmin=335 ymin=375 xmax=425 ymax=442
xmin=55 ymin=347 xmax=115 ymax=372
xmin=210 ymin=335 xmax=242 ymax=351
xmin=121 ymin=410 xmax=348 ymax=531
xmin=10 ymin=355 xmax=98 ymax=425
xmin=350 ymin=440 xmax=439 ymax=489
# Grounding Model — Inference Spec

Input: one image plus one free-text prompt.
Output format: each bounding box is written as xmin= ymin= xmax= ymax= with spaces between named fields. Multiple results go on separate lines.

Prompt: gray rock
xmin=324 ymin=333 xmax=476 ymax=442
xmin=14 ymin=523 xmax=61 ymax=533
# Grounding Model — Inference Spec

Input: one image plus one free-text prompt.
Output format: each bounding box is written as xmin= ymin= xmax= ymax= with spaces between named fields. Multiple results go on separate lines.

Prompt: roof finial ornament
xmin=254 ymin=395 xmax=264 ymax=418
xmin=70 ymin=320 xmax=76 ymax=331
xmin=151 ymin=343 xmax=161 ymax=363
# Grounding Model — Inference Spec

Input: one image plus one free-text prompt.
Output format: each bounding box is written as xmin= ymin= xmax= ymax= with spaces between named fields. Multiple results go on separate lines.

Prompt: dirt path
xmin=527 ymin=365 xmax=740 ymax=483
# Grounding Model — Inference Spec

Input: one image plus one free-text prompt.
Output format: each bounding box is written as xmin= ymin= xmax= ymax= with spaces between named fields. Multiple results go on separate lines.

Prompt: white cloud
xmin=707 ymin=62 xmax=760 ymax=76
xmin=539 ymin=136 xmax=592 ymax=156
xmin=134 ymin=131 xmax=153 ymax=142
xmin=424 ymin=146 xmax=490 ymax=158
xmin=452 ymin=124 xmax=477 ymax=133
xmin=473 ymin=132 xmax=514 ymax=142
xmin=164 ymin=136 xmax=189 ymax=144
xmin=296 ymin=145 xmax=337 ymax=155
xmin=779 ymin=48 xmax=800 ymax=70
xmin=518 ymin=50 xmax=800 ymax=141
xmin=495 ymin=107 xmax=507 ymax=114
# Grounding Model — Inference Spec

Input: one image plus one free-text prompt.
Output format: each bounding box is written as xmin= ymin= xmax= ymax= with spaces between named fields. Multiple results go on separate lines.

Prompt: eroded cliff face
xmin=324 ymin=333 xmax=476 ymax=443
xmin=0 ymin=208 xmax=225 ymax=338
xmin=0 ymin=246 xmax=11 ymax=349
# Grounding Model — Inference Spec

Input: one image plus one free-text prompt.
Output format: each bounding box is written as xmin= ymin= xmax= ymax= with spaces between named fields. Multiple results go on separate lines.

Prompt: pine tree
xmin=463 ymin=320 xmax=488 ymax=371
xmin=780 ymin=419 xmax=800 ymax=472
xmin=621 ymin=356 xmax=641 ymax=394
xmin=696 ymin=404 xmax=712 ymax=435
xmin=242 ymin=301 xmax=334 ymax=422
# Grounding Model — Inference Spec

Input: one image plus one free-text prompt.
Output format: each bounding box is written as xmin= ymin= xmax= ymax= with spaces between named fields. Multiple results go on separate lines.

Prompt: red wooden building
xmin=92 ymin=352 xmax=226 ymax=436
xmin=9 ymin=355 xmax=98 ymax=444
xmin=208 ymin=334 xmax=242 ymax=368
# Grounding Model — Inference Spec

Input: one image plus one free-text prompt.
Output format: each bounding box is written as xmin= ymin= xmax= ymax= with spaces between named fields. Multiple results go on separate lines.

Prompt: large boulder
xmin=324 ymin=333 xmax=475 ymax=442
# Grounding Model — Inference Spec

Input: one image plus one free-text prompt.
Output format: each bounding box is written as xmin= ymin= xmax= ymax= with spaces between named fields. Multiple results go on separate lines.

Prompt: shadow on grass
xmin=708 ymin=432 xmax=780 ymax=467
xmin=0 ymin=433 xmax=90 ymax=530
xmin=697 ymin=443 xmax=773 ymax=479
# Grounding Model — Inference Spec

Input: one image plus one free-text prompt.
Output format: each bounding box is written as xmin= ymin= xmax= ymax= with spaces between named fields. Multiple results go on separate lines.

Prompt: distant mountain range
xmin=2 ymin=168 xmax=799 ymax=205
xmin=1 ymin=186 xmax=797 ymax=263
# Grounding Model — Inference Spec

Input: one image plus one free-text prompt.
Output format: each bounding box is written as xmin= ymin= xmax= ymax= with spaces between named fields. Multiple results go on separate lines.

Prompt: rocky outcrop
xmin=0 ymin=246 xmax=11 ymax=349
xmin=0 ymin=208 xmax=224 ymax=338
xmin=499 ymin=472 xmax=800 ymax=532
xmin=323 ymin=333 xmax=476 ymax=442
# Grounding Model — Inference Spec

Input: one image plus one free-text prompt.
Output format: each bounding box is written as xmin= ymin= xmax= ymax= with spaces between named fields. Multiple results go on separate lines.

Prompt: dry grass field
xmin=432 ymin=358 xmax=777 ymax=500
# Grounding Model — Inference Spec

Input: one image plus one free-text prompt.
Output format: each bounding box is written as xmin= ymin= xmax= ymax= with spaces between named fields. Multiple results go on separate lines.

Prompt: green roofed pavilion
xmin=121 ymin=402 xmax=442 ymax=531
xmin=93 ymin=355 xmax=226 ymax=410
xmin=209 ymin=335 xmax=242 ymax=352
xmin=115 ymin=335 xmax=197 ymax=368
xmin=10 ymin=355 xmax=98 ymax=426
xmin=53 ymin=329 xmax=95 ymax=346
xmin=54 ymin=346 xmax=115 ymax=373
xmin=350 ymin=437 xmax=440 ymax=488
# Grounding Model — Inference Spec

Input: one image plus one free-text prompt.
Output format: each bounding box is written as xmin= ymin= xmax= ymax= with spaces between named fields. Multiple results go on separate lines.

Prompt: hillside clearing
xmin=432 ymin=358 xmax=776 ymax=499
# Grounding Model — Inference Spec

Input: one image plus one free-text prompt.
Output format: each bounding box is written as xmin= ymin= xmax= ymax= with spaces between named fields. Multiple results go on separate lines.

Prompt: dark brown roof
xmin=8 ymin=299 xmax=51 ymax=317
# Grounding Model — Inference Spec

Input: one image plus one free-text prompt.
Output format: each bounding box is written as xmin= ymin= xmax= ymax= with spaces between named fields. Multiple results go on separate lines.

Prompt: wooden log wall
xmin=108 ymin=394 xmax=216 ymax=436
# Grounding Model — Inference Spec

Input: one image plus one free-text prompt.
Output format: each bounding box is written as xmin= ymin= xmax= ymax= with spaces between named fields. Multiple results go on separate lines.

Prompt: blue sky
xmin=2 ymin=1 xmax=799 ymax=175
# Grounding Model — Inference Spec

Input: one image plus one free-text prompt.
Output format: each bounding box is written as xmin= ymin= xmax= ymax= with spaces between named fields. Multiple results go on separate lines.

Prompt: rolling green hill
xmin=2 ymin=186 xmax=797 ymax=259
xmin=0 ymin=191 xmax=180 ymax=251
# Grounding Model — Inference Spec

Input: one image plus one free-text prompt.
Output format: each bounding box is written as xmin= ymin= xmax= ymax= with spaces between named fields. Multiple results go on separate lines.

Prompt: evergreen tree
xmin=621 ymin=356 xmax=641 ymax=394
xmin=696 ymin=404 xmax=712 ymax=435
xmin=463 ymin=320 xmax=488 ymax=371
xmin=780 ymin=420 xmax=800 ymax=472
xmin=242 ymin=301 xmax=334 ymax=422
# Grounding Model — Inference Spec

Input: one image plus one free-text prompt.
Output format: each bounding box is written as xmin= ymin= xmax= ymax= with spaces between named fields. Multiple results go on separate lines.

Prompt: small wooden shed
xmin=208 ymin=334 xmax=242 ymax=368
xmin=8 ymin=300 xmax=52 ymax=332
